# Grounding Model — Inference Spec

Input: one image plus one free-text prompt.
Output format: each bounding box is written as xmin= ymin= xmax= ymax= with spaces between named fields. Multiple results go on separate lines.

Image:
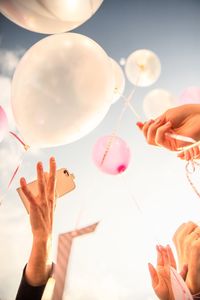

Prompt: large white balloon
xmin=110 ymin=58 xmax=125 ymax=104
xmin=11 ymin=33 xmax=115 ymax=148
xmin=0 ymin=0 xmax=103 ymax=34
xmin=143 ymin=89 xmax=175 ymax=119
xmin=125 ymin=49 xmax=161 ymax=87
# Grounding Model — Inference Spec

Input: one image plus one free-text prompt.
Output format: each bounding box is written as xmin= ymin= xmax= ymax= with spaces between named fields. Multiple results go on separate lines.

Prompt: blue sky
xmin=0 ymin=1 xmax=200 ymax=299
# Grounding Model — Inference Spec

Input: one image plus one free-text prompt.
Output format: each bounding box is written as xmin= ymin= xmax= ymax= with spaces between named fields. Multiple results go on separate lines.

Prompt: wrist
xmin=32 ymin=236 xmax=52 ymax=263
xmin=33 ymin=232 xmax=52 ymax=243
xmin=25 ymin=236 xmax=53 ymax=286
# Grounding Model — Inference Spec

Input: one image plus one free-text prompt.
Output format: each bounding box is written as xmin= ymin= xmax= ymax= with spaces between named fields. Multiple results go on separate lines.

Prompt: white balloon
xmin=143 ymin=89 xmax=175 ymax=119
xmin=11 ymin=33 xmax=115 ymax=148
xmin=110 ymin=58 xmax=125 ymax=104
xmin=125 ymin=49 xmax=161 ymax=87
xmin=0 ymin=0 xmax=103 ymax=34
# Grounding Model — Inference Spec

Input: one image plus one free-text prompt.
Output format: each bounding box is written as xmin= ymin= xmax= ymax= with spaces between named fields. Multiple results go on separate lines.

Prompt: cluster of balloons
xmin=0 ymin=0 xmax=103 ymax=34
xmin=92 ymin=51 xmax=200 ymax=175
xmin=1 ymin=1 xmax=200 ymax=176
xmin=93 ymin=49 xmax=163 ymax=175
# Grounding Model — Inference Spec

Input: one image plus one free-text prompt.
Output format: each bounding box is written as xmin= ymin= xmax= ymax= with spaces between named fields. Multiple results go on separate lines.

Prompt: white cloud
xmin=0 ymin=49 xmax=24 ymax=77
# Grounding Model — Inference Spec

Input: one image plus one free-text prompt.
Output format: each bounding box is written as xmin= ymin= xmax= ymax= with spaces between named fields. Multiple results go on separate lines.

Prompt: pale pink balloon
xmin=179 ymin=86 xmax=200 ymax=104
xmin=0 ymin=106 xmax=8 ymax=142
xmin=92 ymin=135 xmax=131 ymax=175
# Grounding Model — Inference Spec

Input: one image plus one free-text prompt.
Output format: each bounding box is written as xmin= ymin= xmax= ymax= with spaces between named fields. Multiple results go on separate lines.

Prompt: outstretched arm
xmin=16 ymin=157 xmax=56 ymax=299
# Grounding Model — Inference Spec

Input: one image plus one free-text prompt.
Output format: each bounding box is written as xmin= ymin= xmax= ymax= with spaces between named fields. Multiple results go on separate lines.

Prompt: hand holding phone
xmin=17 ymin=168 xmax=76 ymax=213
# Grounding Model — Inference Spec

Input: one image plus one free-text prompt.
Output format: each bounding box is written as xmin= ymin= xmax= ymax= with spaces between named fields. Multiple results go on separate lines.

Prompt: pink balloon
xmin=179 ymin=86 xmax=200 ymax=104
xmin=92 ymin=135 xmax=131 ymax=175
xmin=0 ymin=106 xmax=8 ymax=142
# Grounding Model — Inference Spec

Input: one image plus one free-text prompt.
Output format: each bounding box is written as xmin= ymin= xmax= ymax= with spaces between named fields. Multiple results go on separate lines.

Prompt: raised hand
xmin=20 ymin=157 xmax=57 ymax=286
xmin=137 ymin=104 xmax=200 ymax=152
xmin=148 ymin=244 xmax=187 ymax=300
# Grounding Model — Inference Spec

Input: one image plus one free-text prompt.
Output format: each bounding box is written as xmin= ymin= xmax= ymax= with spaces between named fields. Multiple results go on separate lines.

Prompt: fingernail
xmin=136 ymin=122 xmax=143 ymax=127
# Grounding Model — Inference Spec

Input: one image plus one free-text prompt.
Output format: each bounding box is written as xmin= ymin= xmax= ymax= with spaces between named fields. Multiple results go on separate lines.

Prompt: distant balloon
xmin=178 ymin=86 xmax=200 ymax=104
xmin=143 ymin=89 xmax=175 ymax=119
xmin=0 ymin=106 xmax=8 ymax=143
xmin=110 ymin=58 xmax=125 ymax=104
xmin=119 ymin=57 xmax=126 ymax=66
xmin=0 ymin=0 xmax=103 ymax=34
xmin=125 ymin=49 xmax=161 ymax=87
xmin=92 ymin=135 xmax=131 ymax=175
xmin=11 ymin=33 xmax=115 ymax=148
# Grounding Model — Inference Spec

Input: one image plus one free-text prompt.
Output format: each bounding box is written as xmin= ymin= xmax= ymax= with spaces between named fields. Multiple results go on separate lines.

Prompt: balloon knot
xmin=24 ymin=144 xmax=30 ymax=151
xmin=117 ymin=165 xmax=127 ymax=173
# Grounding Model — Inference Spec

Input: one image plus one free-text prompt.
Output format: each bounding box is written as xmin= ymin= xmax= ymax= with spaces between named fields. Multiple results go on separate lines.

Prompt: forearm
xmin=25 ymin=237 xmax=52 ymax=286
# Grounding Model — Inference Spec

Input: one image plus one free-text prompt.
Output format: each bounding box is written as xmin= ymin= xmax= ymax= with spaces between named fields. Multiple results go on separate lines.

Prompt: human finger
xmin=188 ymin=227 xmax=200 ymax=242
xmin=148 ymin=263 xmax=159 ymax=289
xmin=147 ymin=118 xmax=167 ymax=145
xmin=37 ymin=161 xmax=47 ymax=203
xmin=156 ymin=245 xmax=164 ymax=267
xmin=166 ymin=245 xmax=177 ymax=269
xmin=154 ymin=121 xmax=172 ymax=147
xmin=20 ymin=177 xmax=37 ymax=206
xmin=173 ymin=222 xmax=197 ymax=246
xmin=142 ymin=119 xmax=155 ymax=141
xmin=159 ymin=245 xmax=169 ymax=266
xmin=180 ymin=264 xmax=188 ymax=281
xmin=48 ymin=157 xmax=56 ymax=202
xmin=193 ymin=145 xmax=200 ymax=159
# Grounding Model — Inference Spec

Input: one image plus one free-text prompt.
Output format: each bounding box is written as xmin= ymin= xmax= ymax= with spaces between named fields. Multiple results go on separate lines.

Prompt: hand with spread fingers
xmin=148 ymin=244 xmax=188 ymax=300
xmin=136 ymin=104 xmax=200 ymax=153
xmin=20 ymin=157 xmax=56 ymax=243
xmin=16 ymin=157 xmax=57 ymax=300
xmin=173 ymin=221 xmax=200 ymax=295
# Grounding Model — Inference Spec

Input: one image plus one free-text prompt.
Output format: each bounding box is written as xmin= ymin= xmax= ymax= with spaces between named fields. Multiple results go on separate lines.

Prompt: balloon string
xmin=100 ymin=71 xmax=142 ymax=166
xmin=7 ymin=164 xmax=20 ymax=189
xmin=185 ymin=160 xmax=200 ymax=199
xmin=120 ymin=175 xmax=160 ymax=245
xmin=9 ymin=131 xmax=30 ymax=151
xmin=0 ymin=133 xmax=29 ymax=205
xmin=0 ymin=151 xmax=26 ymax=205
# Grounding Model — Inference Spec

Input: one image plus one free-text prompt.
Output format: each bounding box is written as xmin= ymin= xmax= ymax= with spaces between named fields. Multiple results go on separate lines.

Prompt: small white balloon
xmin=11 ymin=33 xmax=115 ymax=148
xmin=0 ymin=0 xmax=103 ymax=34
xmin=125 ymin=49 xmax=161 ymax=87
xmin=119 ymin=57 xmax=126 ymax=66
xmin=143 ymin=89 xmax=175 ymax=119
xmin=110 ymin=58 xmax=125 ymax=104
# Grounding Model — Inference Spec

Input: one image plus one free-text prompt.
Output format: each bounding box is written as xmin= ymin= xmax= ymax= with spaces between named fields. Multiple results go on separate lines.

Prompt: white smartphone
xmin=17 ymin=168 xmax=76 ymax=213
